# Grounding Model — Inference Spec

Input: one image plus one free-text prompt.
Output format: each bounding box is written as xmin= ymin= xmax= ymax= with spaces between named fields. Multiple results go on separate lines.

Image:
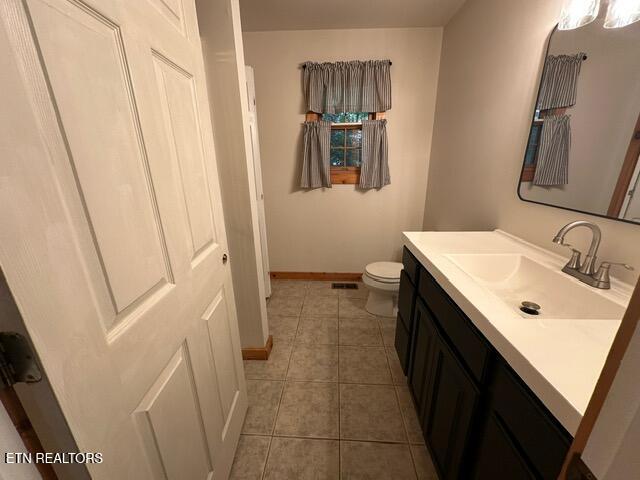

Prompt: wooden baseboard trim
xmin=270 ymin=272 xmax=363 ymax=281
xmin=241 ymin=335 xmax=273 ymax=360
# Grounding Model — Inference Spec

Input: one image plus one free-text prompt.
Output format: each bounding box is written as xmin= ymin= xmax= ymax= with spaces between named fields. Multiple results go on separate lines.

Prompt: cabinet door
xmin=473 ymin=414 xmax=537 ymax=480
xmin=394 ymin=315 xmax=410 ymax=374
xmin=397 ymin=270 xmax=415 ymax=331
xmin=408 ymin=299 xmax=438 ymax=416
xmin=422 ymin=325 xmax=479 ymax=480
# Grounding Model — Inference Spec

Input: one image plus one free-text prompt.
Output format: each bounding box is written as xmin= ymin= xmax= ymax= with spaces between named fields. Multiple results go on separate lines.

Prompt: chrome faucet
xmin=552 ymin=221 xmax=633 ymax=289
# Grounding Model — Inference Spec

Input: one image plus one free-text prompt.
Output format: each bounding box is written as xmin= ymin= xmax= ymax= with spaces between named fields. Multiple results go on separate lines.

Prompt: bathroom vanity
xmin=395 ymin=230 xmax=631 ymax=480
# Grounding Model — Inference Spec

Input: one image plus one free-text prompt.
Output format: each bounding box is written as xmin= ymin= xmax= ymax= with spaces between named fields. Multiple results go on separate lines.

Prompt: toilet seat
xmin=364 ymin=262 xmax=403 ymax=284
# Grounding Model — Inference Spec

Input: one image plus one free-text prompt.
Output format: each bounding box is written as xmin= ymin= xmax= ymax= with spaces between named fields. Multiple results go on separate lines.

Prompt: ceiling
xmin=239 ymin=0 xmax=467 ymax=32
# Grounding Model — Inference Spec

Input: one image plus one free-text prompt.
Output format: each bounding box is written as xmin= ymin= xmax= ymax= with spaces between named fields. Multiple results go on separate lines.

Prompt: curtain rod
xmin=301 ymin=61 xmax=392 ymax=68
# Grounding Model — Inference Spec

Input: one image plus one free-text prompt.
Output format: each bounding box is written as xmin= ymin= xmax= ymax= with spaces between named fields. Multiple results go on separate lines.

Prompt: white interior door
xmin=245 ymin=66 xmax=272 ymax=297
xmin=0 ymin=0 xmax=246 ymax=478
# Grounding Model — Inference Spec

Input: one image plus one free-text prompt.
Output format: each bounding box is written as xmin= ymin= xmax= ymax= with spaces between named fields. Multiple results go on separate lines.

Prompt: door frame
xmin=607 ymin=112 xmax=640 ymax=218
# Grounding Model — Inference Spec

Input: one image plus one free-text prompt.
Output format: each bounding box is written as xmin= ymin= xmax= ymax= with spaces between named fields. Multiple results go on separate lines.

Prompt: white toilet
xmin=362 ymin=261 xmax=404 ymax=317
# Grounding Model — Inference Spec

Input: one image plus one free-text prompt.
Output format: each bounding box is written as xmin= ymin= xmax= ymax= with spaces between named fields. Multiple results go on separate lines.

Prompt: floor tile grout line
xmin=259 ymin=434 xmax=273 ymax=480
xmin=337 ymin=294 xmax=341 ymax=479
xmin=260 ymin=309 xmax=300 ymax=480
xmin=240 ymin=430 xmax=422 ymax=446
xmin=270 ymin=433 xmax=411 ymax=445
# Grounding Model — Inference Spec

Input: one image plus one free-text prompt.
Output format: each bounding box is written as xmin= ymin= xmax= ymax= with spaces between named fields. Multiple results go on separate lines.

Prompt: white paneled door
xmin=0 ymin=0 xmax=247 ymax=478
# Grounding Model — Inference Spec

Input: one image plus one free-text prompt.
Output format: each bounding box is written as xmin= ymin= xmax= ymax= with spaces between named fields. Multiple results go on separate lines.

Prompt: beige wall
xmin=243 ymin=28 xmax=442 ymax=272
xmin=424 ymin=0 xmax=640 ymax=285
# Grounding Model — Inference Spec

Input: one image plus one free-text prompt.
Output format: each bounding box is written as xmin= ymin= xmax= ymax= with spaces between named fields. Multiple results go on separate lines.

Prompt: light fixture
xmin=604 ymin=0 xmax=640 ymax=28
xmin=558 ymin=0 xmax=601 ymax=30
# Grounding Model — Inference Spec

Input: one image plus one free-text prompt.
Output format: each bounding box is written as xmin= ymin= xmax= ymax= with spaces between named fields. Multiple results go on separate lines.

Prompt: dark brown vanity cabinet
xmin=397 ymin=246 xmax=572 ymax=480
xmin=395 ymin=248 xmax=420 ymax=373
xmin=419 ymin=305 xmax=480 ymax=480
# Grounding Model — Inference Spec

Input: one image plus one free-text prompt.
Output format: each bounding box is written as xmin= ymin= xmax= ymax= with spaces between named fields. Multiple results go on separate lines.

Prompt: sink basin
xmin=445 ymin=253 xmax=625 ymax=320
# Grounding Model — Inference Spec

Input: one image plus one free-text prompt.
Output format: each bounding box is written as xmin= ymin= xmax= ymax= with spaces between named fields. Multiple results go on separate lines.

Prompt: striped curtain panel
xmin=360 ymin=119 xmax=390 ymax=189
xmin=537 ymin=53 xmax=585 ymax=110
xmin=300 ymin=120 xmax=331 ymax=188
xmin=303 ymin=60 xmax=392 ymax=113
xmin=533 ymin=115 xmax=571 ymax=186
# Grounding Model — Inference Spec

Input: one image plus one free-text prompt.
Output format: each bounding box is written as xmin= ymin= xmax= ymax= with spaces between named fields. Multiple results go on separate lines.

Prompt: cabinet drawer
xmin=402 ymin=246 xmax=420 ymax=284
xmin=418 ymin=269 xmax=490 ymax=384
xmin=491 ymin=362 xmax=571 ymax=480
xmin=397 ymin=271 xmax=415 ymax=331
xmin=394 ymin=315 xmax=410 ymax=375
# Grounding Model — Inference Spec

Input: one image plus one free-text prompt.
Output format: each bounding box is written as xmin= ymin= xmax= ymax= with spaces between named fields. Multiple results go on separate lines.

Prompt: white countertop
xmin=402 ymin=230 xmax=633 ymax=435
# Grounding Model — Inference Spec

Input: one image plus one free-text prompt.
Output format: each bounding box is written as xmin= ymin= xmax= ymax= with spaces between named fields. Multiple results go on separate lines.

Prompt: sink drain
xmin=520 ymin=301 xmax=541 ymax=316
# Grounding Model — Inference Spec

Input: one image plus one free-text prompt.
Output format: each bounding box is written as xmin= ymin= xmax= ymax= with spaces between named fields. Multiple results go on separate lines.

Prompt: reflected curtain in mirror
xmin=518 ymin=18 xmax=640 ymax=225
xmin=533 ymin=115 xmax=571 ymax=186
xmin=538 ymin=53 xmax=586 ymax=110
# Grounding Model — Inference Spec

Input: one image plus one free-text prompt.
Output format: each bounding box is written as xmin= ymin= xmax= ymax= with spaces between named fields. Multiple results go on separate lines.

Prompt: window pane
xmin=322 ymin=112 xmax=368 ymax=123
xmin=330 ymin=129 xmax=345 ymax=148
xmin=524 ymin=123 xmax=542 ymax=166
xmin=345 ymin=112 xmax=369 ymax=123
xmin=346 ymin=149 xmax=361 ymax=167
xmin=346 ymin=129 xmax=362 ymax=147
xmin=323 ymin=113 xmax=342 ymax=123
xmin=330 ymin=148 xmax=344 ymax=167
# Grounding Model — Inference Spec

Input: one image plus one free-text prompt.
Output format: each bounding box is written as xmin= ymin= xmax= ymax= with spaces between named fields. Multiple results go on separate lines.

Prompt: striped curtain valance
xmin=303 ymin=60 xmax=392 ymax=114
xmin=360 ymin=119 xmax=390 ymax=189
xmin=300 ymin=120 xmax=331 ymax=188
xmin=533 ymin=115 xmax=571 ymax=186
xmin=537 ymin=52 xmax=585 ymax=110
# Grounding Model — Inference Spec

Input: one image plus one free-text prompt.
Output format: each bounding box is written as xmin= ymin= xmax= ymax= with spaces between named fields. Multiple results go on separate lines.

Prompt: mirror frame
xmin=516 ymin=24 xmax=640 ymax=227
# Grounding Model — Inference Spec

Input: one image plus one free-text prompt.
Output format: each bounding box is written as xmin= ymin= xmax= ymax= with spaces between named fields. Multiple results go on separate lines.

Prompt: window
xmin=520 ymin=108 xmax=566 ymax=182
xmin=306 ymin=111 xmax=384 ymax=184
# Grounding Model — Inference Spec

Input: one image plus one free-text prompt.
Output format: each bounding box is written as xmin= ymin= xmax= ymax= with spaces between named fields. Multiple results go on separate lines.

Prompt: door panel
xmin=152 ymin=50 xmax=217 ymax=260
xmin=423 ymin=327 xmax=479 ymax=480
xmin=28 ymin=0 xmax=173 ymax=319
xmin=0 ymin=0 xmax=247 ymax=478
xmin=408 ymin=299 xmax=437 ymax=413
xmin=203 ymin=292 xmax=240 ymax=424
xmin=147 ymin=0 xmax=186 ymax=36
xmin=134 ymin=343 xmax=212 ymax=480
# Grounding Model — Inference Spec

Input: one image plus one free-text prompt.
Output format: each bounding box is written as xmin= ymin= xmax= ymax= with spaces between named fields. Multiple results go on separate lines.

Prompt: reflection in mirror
xmin=518 ymin=16 xmax=640 ymax=225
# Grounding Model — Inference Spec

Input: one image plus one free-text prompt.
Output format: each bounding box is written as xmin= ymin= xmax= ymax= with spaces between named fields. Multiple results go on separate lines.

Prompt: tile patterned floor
xmin=232 ymin=280 xmax=438 ymax=480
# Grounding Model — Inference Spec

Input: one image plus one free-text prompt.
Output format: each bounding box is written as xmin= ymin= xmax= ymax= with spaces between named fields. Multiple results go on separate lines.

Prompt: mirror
xmin=518 ymin=17 xmax=640 ymax=225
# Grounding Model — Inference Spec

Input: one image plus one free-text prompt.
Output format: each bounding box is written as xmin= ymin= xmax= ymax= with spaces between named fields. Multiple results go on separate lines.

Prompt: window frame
xmin=306 ymin=111 xmax=385 ymax=185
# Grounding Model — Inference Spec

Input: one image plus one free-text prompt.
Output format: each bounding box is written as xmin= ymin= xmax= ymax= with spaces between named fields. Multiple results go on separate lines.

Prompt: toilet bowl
xmin=362 ymin=261 xmax=403 ymax=317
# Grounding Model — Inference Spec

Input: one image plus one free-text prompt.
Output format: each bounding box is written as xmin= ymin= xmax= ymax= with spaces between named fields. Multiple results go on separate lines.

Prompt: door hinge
xmin=0 ymin=332 xmax=42 ymax=388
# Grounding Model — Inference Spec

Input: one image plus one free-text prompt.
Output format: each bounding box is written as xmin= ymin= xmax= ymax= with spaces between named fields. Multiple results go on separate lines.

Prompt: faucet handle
xmin=592 ymin=262 xmax=634 ymax=289
xmin=556 ymin=241 xmax=582 ymax=270
xmin=599 ymin=261 xmax=634 ymax=271
xmin=566 ymin=249 xmax=582 ymax=270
